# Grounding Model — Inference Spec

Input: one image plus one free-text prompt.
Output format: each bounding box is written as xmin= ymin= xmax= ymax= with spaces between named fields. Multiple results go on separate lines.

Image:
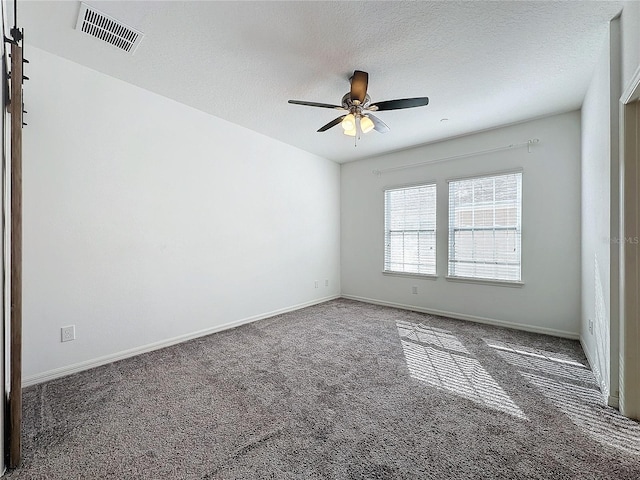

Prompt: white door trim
xmin=618 ymin=64 xmax=640 ymax=419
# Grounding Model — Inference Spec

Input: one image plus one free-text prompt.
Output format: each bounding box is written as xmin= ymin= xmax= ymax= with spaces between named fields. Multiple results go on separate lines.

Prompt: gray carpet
xmin=6 ymin=299 xmax=640 ymax=479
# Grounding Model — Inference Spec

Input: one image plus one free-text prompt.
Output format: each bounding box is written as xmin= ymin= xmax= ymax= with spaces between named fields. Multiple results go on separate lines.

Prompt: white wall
xmin=580 ymin=23 xmax=618 ymax=403
xmin=341 ymin=112 xmax=581 ymax=338
xmin=581 ymin=1 xmax=640 ymax=408
xmin=580 ymin=4 xmax=640 ymax=408
xmin=22 ymin=47 xmax=341 ymax=382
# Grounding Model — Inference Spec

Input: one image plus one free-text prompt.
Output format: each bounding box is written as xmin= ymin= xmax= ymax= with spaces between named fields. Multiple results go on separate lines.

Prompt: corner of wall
xmin=580 ymin=335 xmax=609 ymax=404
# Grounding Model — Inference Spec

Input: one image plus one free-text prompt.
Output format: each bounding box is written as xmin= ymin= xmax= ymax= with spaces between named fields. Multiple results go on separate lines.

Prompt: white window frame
xmin=447 ymin=171 xmax=523 ymax=284
xmin=383 ymin=183 xmax=437 ymax=277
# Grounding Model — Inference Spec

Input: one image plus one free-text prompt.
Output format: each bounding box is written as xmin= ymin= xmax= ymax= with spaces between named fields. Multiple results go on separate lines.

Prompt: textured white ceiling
xmin=14 ymin=1 xmax=623 ymax=163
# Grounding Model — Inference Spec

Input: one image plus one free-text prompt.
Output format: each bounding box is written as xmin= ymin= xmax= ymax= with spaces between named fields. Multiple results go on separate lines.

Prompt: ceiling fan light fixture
xmin=288 ymin=70 xmax=430 ymax=139
xmin=341 ymin=113 xmax=355 ymax=131
xmin=360 ymin=115 xmax=374 ymax=134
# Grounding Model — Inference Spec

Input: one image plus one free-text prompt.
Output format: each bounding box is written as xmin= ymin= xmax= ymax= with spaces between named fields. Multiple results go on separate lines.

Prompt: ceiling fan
xmin=288 ymin=70 xmax=429 ymax=137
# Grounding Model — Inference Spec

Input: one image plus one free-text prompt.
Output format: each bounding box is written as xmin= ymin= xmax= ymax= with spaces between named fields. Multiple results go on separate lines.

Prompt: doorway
xmin=619 ymin=72 xmax=640 ymax=419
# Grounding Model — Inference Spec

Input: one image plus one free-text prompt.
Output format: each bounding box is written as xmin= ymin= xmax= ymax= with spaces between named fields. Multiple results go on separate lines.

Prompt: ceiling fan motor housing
xmin=342 ymin=93 xmax=371 ymax=114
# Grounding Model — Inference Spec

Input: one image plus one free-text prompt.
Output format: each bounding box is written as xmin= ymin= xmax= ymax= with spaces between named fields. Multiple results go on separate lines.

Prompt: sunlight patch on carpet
xmin=485 ymin=338 xmax=640 ymax=456
xmin=522 ymin=372 xmax=640 ymax=456
xmin=397 ymin=321 xmax=527 ymax=420
xmin=485 ymin=340 xmax=596 ymax=385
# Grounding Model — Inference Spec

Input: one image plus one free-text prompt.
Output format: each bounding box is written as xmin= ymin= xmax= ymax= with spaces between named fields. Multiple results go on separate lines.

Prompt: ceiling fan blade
xmin=369 ymin=97 xmax=429 ymax=111
xmin=367 ymin=114 xmax=390 ymax=133
xmin=317 ymin=115 xmax=346 ymax=132
xmin=350 ymin=70 xmax=368 ymax=104
xmin=288 ymin=100 xmax=345 ymax=110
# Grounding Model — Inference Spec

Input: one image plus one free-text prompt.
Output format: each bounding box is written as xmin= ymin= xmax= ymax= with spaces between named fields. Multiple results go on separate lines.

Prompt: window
xmin=448 ymin=172 xmax=522 ymax=282
xmin=384 ymin=184 xmax=437 ymax=275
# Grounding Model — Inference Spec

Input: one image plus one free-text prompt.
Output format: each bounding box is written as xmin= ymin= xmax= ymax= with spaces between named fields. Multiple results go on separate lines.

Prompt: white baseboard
xmin=23 ymin=294 xmax=340 ymax=388
xmin=341 ymin=294 xmax=580 ymax=340
xmin=23 ymin=293 xmax=583 ymax=387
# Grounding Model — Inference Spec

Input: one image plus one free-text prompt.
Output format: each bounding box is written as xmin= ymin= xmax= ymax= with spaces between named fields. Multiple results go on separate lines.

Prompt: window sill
xmin=383 ymin=271 xmax=438 ymax=280
xmin=445 ymin=276 xmax=524 ymax=288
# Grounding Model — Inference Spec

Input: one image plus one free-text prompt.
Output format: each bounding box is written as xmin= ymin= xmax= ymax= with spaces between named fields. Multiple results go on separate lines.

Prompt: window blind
xmin=448 ymin=172 xmax=522 ymax=281
xmin=384 ymin=184 xmax=437 ymax=275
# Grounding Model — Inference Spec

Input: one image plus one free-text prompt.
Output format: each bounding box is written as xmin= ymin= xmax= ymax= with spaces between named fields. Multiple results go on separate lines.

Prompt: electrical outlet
xmin=588 ymin=319 xmax=593 ymax=334
xmin=314 ymin=280 xmax=319 ymax=289
xmin=325 ymin=280 xmax=329 ymax=287
xmin=412 ymin=286 xmax=418 ymax=294
xmin=61 ymin=325 xmax=75 ymax=342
